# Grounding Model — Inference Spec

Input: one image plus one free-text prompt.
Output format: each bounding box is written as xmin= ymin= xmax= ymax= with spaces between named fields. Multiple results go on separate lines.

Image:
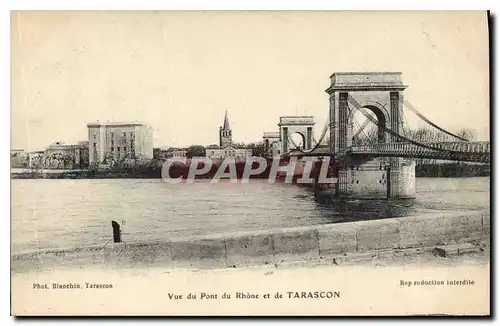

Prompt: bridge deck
xmin=288 ymin=141 xmax=490 ymax=164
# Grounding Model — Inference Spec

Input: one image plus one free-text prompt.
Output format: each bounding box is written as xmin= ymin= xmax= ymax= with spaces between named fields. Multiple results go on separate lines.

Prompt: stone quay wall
xmin=13 ymin=210 xmax=488 ymax=273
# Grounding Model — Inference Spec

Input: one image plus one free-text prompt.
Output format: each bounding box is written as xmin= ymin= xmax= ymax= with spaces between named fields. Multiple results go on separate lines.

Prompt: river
xmin=11 ymin=177 xmax=490 ymax=255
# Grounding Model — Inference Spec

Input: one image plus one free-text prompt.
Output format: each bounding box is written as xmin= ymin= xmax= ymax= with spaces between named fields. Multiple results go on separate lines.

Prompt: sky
xmin=11 ymin=11 xmax=490 ymax=151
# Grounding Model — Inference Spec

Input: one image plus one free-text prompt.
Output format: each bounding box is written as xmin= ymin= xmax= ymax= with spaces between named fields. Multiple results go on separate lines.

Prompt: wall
xmin=206 ymin=147 xmax=253 ymax=160
xmin=88 ymin=123 xmax=154 ymax=163
xmin=337 ymin=158 xmax=416 ymax=199
xmin=391 ymin=160 xmax=416 ymax=198
xmin=14 ymin=210 xmax=487 ymax=273
xmin=344 ymin=158 xmax=387 ymax=198
xmin=107 ymin=125 xmax=137 ymax=160
xmin=135 ymin=125 xmax=154 ymax=159
xmin=88 ymin=126 xmax=101 ymax=163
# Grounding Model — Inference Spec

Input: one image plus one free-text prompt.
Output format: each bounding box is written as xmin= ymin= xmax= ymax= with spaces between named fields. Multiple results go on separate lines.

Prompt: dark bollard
xmin=111 ymin=220 xmax=121 ymax=243
xmin=386 ymin=165 xmax=392 ymax=199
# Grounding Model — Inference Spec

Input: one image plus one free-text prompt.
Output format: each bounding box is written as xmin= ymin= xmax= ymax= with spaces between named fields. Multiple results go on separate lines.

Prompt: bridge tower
xmin=278 ymin=116 xmax=315 ymax=154
xmin=325 ymin=72 xmax=415 ymax=199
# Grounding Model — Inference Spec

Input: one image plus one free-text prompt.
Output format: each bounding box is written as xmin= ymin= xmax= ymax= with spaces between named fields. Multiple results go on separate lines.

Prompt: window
xmin=111 ymin=132 xmax=114 ymax=138
xmin=93 ymin=142 xmax=96 ymax=147
xmin=123 ymin=132 xmax=126 ymax=138
xmin=117 ymin=147 xmax=120 ymax=152
xmin=111 ymin=147 xmax=114 ymax=151
xmin=124 ymin=147 xmax=127 ymax=152
xmin=111 ymin=140 xmax=114 ymax=146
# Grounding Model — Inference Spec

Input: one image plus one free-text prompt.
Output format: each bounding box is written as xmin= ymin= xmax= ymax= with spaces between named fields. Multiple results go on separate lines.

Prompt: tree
xmin=456 ymin=128 xmax=477 ymax=141
xmin=102 ymin=152 xmax=115 ymax=166
xmin=153 ymin=148 xmax=161 ymax=159
xmin=246 ymin=142 xmax=267 ymax=157
xmin=232 ymin=142 xmax=247 ymax=148
xmin=187 ymin=145 xmax=206 ymax=158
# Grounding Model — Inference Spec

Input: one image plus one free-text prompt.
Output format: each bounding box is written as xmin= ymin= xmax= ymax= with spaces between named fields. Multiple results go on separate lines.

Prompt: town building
xmin=43 ymin=141 xmax=89 ymax=169
xmin=87 ymin=121 xmax=153 ymax=164
xmin=27 ymin=150 xmax=45 ymax=169
xmin=10 ymin=149 xmax=27 ymax=168
xmin=205 ymin=145 xmax=252 ymax=161
xmin=206 ymin=111 xmax=252 ymax=161
xmin=11 ymin=149 xmax=25 ymax=156
xmin=165 ymin=148 xmax=188 ymax=158
xmin=16 ymin=141 xmax=89 ymax=170
xmin=154 ymin=147 xmax=188 ymax=160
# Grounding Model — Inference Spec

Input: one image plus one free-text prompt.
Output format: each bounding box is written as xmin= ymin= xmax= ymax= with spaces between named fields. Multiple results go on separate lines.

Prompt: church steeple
xmin=219 ymin=109 xmax=232 ymax=148
xmin=222 ymin=109 xmax=231 ymax=130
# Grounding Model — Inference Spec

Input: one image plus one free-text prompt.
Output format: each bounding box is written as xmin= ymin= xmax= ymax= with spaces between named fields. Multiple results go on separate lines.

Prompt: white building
xmin=206 ymin=146 xmax=252 ymax=161
xmin=87 ymin=121 xmax=153 ymax=164
xmin=165 ymin=148 xmax=188 ymax=158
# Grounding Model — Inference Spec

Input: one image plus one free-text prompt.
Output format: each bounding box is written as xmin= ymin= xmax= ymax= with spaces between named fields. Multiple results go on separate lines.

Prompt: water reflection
xmin=11 ymin=177 xmax=489 ymax=255
xmin=313 ymin=193 xmax=417 ymax=223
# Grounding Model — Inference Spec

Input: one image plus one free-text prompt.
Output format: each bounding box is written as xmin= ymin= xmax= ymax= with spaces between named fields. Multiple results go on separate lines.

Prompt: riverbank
xmin=12 ymin=162 xmax=490 ymax=179
xmin=416 ymin=163 xmax=490 ymax=178
xmin=12 ymin=234 xmax=490 ymax=316
xmin=11 ymin=194 xmax=490 ymax=316
xmin=12 ymin=177 xmax=490 ymax=258
xmin=11 ymin=170 xmax=162 ymax=179
xmin=12 ymin=208 xmax=489 ymax=274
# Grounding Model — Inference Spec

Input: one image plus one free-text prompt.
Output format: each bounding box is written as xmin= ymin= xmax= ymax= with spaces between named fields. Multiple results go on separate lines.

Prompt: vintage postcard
xmin=11 ymin=11 xmax=490 ymax=316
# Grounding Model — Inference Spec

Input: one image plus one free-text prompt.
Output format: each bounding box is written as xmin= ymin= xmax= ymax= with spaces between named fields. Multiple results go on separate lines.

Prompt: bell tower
xmin=219 ymin=110 xmax=232 ymax=148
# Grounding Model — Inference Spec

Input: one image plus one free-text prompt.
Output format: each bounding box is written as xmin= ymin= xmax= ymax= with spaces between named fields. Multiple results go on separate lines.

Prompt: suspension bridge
xmin=263 ymin=72 xmax=490 ymax=199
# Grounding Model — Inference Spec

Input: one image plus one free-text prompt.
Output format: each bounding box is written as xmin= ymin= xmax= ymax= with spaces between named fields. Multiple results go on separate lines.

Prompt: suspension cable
xmin=350 ymin=106 xmax=378 ymax=144
xmin=402 ymin=109 xmax=410 ymax=137
xmin=286 ymin=118 xmax=330 ymax=154
xmin=401 ymin=99 xmax=469 ymax=141
xmin=346 ymin=95 xmax=468 ymax=155
xmin=352 ymin=119 xmax=370 ymax=145
xmin=353 ymin=114 xmax=373 ymax=140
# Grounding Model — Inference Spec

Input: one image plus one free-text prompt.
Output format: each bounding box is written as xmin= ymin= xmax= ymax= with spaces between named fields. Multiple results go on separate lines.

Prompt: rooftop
xmin=278 ymin=116 xmax=315 ymax=126
xmin=263 ymin=132 xmax=280 ymax=138
xmin=87 ymin=121 xmax=148 ymax=127
xmin=165 ymin=147 xmax=188 ymax=152
xmin=326 ymin=72 xmax=406 ymax=92
xmin=222 ymin=110 xmax=231 ymax=130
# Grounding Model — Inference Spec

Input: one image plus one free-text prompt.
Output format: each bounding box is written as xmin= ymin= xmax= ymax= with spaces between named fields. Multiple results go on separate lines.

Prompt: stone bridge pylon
xmin=325 ymin=72 xmax=415 ymax=199
xmin=278 ymin=116 xmax=315 ymax=154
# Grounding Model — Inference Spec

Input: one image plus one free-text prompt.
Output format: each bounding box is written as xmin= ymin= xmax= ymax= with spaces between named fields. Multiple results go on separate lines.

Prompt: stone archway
xmin=262 ymin=132 xmax=281 ymax=156
xmin=289 ymin=131 xmax=307 ymax=149
xmin=326 ymin=72 xmax=406 ymax=154
xmin=278 ymin=116 xmax=315 ymax=154
xmin=349 ymin=104 xmax=388 ymax=145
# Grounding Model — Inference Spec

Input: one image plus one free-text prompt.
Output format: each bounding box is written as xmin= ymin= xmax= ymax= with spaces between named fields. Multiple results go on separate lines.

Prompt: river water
xmin=11 ymin=177 xmax=490 ymax=255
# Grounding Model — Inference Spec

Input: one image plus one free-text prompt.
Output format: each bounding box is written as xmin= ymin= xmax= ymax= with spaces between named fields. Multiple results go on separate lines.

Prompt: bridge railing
xmin=350 ymin=143 xmax=416 ymax=154
xmin=424 ymin=141 xmax=490 ymax=153
xmin=350 ymin=141 xmax=490 ymax=155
